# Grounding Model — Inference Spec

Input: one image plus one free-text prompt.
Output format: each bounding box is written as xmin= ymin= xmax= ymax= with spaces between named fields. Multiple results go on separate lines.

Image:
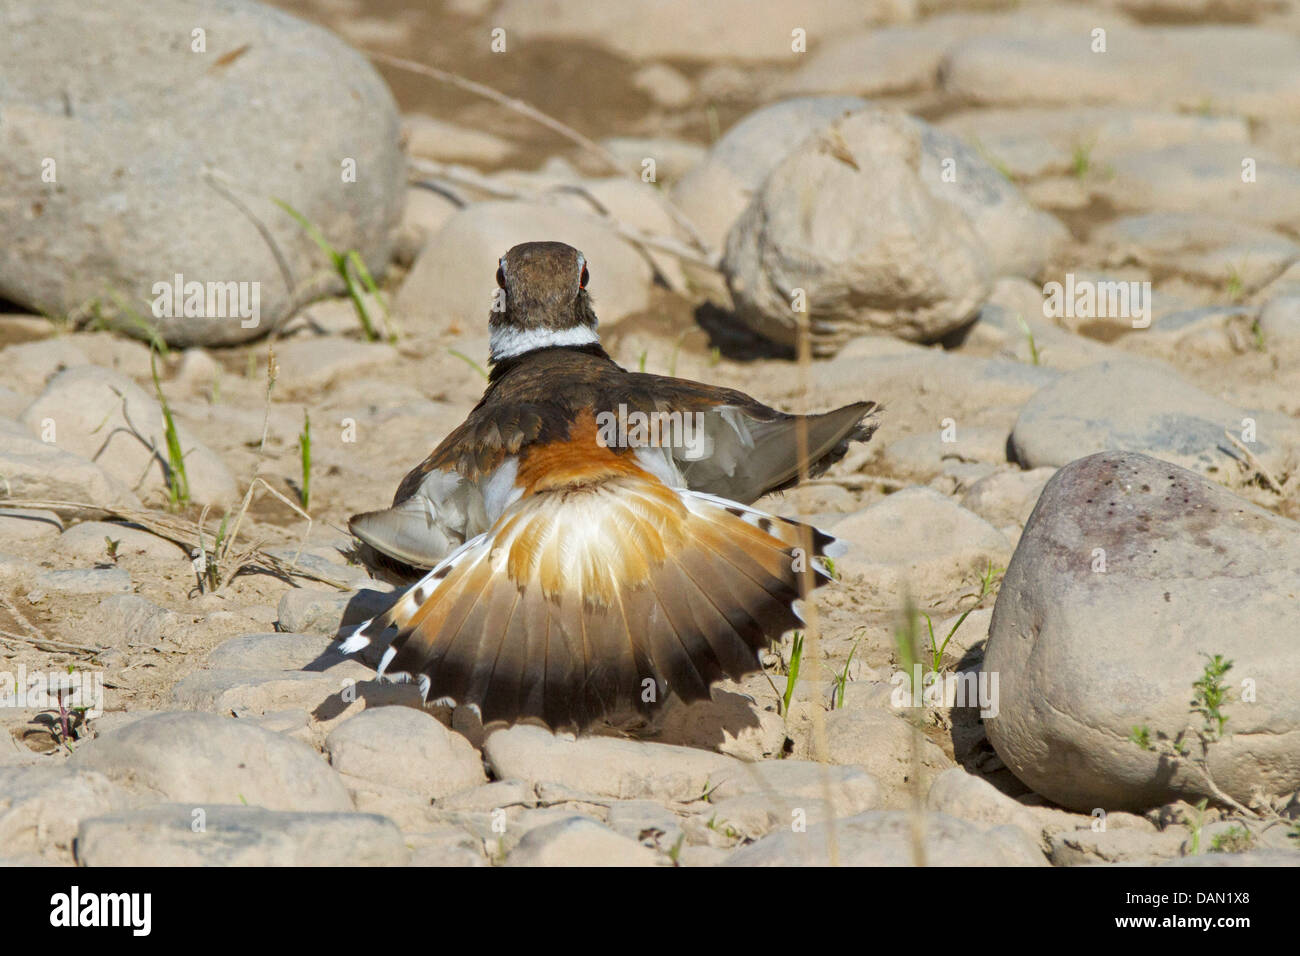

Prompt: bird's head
xmin=488 ymin=241 xmax=600 ymax=363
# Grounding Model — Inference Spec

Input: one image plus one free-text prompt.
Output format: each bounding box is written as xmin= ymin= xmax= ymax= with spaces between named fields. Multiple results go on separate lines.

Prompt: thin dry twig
xmin=0 ymin=499 xmax=348 ymax=590
xmin=1144 ymin=730 xmax=1262 ymax=821
xmin=370 ymin=50 xmax=623 ymax=172
xmin=0 ymin=628 xmax=104 ymax=660
xmin=204 ymin=167 xmax=348 ymax=338
xmin=1223 ymin=429 xmax=1286 ymax=495
xmin=790 ymin=295 xmax=842 ymax=866
xmin=801 ymin=473 xmax=907 ymax=493
xmin=218 ymin=347 xmax=281 ymax=568
xmin=0 ymin=592 xmax=44 ymax=637
xmin=369 ymin=51 xmax=712 ymax=255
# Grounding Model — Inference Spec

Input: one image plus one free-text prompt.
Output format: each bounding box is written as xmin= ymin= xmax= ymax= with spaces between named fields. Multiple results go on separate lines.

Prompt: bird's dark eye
xmin=496 ymin=266 xmax=506 ymax=288
xmin=580 ymin=265 xmax=589 ymax=288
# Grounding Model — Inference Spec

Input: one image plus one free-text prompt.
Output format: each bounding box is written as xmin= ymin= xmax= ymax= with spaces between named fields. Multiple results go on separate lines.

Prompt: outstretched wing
xmin=618 ymin=371 xmax=879 ymax=503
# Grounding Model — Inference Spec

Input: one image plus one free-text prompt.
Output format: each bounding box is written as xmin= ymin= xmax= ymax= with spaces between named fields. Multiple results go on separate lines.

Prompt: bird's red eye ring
xmin=496 ymin=266 xmax=506 ymax=288
xmin=580 ymin=265 xmax=589 ymax=288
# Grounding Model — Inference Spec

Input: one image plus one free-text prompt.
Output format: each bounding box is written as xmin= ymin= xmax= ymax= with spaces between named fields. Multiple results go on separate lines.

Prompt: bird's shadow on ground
xmin=302 ymin=588 xmax=428 ymax=725
xmin=620 ymin=689 xmax=766 ymax=752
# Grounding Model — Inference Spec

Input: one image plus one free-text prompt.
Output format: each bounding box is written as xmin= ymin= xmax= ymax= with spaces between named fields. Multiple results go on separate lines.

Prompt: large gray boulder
xmin=984 ymin=451 xmax=1300 ymax=812
xmin=722 ymin=107 xmax=993 ymax=354
xmin=676 ymin=97 xmax=1067 ymax=277
xmin=672 ymin=97 xmax=868 ymax=252
xmin=0 ymin=0 xmax=404 ymax=346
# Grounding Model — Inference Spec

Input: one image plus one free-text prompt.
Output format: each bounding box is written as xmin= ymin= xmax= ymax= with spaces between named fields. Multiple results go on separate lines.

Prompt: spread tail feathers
xmin=340 ymin=476 xmax=840 ymax=731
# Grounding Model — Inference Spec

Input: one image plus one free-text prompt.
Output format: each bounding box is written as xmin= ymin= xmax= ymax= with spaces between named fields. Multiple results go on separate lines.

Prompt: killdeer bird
xmin=342 ymin=241 xmax=879 ymax=731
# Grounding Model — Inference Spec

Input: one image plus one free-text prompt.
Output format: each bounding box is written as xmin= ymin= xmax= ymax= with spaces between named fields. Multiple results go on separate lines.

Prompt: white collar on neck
xmin=489 ymin=324 xmax=600 ymax=362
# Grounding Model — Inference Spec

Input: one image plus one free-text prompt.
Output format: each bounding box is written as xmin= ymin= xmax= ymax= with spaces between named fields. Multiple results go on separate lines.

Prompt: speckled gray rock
xmin=0 ymin=0 xmax=403 ymax=346
xmin=76 ymin=804 xmax=407 ymax=866
xmin=984 ymin=452 xmax=1300 ymax=811
xmin=725 ymin=809 xmax=1047 ymax=866
xmin=69 ymin=712 xmax=353 ymax=811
